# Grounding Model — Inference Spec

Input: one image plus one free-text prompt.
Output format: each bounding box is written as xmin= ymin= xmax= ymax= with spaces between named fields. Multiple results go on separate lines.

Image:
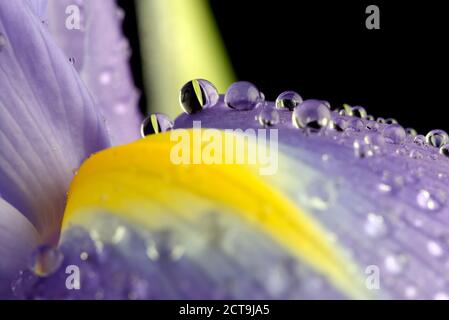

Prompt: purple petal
xmin=48 ymin=0 xmax=142 ymax=144
xmin=0 ymin=1 xmax=110 ymax=242
xmin=0 ymin=198 xmax=39 ymax=295
xmin=174 ymin=96 xmax=449 ymax=299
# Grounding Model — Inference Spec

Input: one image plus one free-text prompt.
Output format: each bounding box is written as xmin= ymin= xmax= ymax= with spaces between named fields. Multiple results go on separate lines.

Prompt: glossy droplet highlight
xmin=329 ymin=116 xmax=349 ymax=132
xmin=225 ymin=81 xmax=261 ymax=111
xmin=364 ymin=213 xmax=387 ymax=237
xmin=292 ymin=100 xmax=331 ymax=130
xmin=426 ymin=129 xmax=449 ymax=148
xmin=351 ymin=106 xmax=368 ymax=119
xmin=275 ymin=91 xmax=303 ymax=111
xmin=416 ymin=189 xmax=445 ymax=212
xmin=353 ymin=139 xmax=374 ymax=158
xmin=439 ymin=144 xmax=449 ymax=157
xmin=28 ymin=245 xmax=64 ymax=277
xmin=140 ymin=113 xmax=173 ymax=137
xmin=180 ymin=79 xmax=219 ymax=114
xmin=382 ymin=124 xmax=406 ymax=144
xmin=258 ymin=107 xmax=280 ymax=127
xmin=384 ymin=253 xmax=408 ymax=274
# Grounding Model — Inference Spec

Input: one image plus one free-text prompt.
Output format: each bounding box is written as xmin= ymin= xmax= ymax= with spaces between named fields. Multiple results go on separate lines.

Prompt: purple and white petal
xmin=48 ymin=0 xmax=142 ymax=144
xmin=0 ymin=1 xmax=110 ymax=243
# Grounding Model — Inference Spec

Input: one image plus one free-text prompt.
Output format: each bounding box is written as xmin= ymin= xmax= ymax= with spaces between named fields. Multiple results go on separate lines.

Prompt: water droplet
xmin=338 ymin=104 xmax=353 ymax=116
xmin=384 ymin=253 xmax=407 ymax=274
xmin=322 ymin=101 xmax=331 ymax=109
xmin=292 ymin=99 xmax=331 ymax=131
xmin=376 ymin=117 xmax=386 ymax=124
xmin=417 ymin=189 xmax=446 ymax=212
xmin=180 ymin=79 xmax=219 ymax=114
xmin=427 ymin=240 xmax=444 ymax=258
xmin=275 ymin=91 xmax=303 ymax=111
xmin=440 ymin=144 xmax=449 ymax=157
xmin=406 ymin=128 xmax=418 ymax=137
xmin=366 ymin=120 xmax=379 ymax=131
xmin=329 ymin=116 xmax=349 ymax=132
xmin=258 ymin=107 xmax=280 ymax=127
xmin=140 ymin=113 xmax=173 ymax=137
xmin=385 ymin=118 xmax=398 ymax=125
xmin=409 ymin=149 xmax=423 ymax=160
xmin=404 ymin=286 xmax=418 ymax=299
xmin=364 ymin=213 xmax=387 ymax=237
xmin=353 ymin=139 xmax=374 ymax=158
xmin=68 ymin=57 xmax=76 ymax=65
xmin=414 ymin=134 xmax=426 ymax=146
xmin=366 ymin=115 xmax=375 ymax=121
xmin=351 ymin=106 xmax=367 ymax=119
xmin=347 ymin=118 xmax=364 ymax=132
xmin=426 ymin=129 xmax=449 ymax=148
xmin=99 ymin=70 xmax=112 ymax=85
xmin=224 ymin=81 xmax=261 ymax=111
xmin=382 ymin=124 xmax=406 ymax=144
xmin=28 ymin=245 xmax=64 ymax=277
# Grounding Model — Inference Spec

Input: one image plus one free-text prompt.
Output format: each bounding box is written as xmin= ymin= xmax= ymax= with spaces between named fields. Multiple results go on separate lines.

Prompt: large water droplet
xmin=351 ymin=106 xmax=368 ymax=119
xmin=329 ymin=116 xmax=349 ymax=132
xmin=140 ymin=113 xmax=173 ymax=137
xmin=180 ymin=79 xmax=219 ymax=114
xmin=28 ymin=245 xmax=64 ymax=277
xmin=292 ymin=99 xmax=331 ymax=131
xmin=426 ymin=129 xmax=449 ymax=148
xmin=258 ymin=107 xmax=280 ymax=127
xmin=417 ymin=189 xmax=446 ymax=212
xmin=224 ymin=81 xmax=261 ymax=111
xmin=382 ymin=124 xmax=406 ymax=144
xmin=275 ymin=91 xmax=303 ymax=111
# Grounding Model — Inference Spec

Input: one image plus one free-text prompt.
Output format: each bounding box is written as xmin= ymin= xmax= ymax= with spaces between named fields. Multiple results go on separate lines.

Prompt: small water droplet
xmin=417 ymin=189 xmax=446 ymax=212
xmin=275 ymin=91 xmax=303 ymax=111
xmin=376 ymin=117 xmax=386 ymax=124
xmin=347 ymin=118 xmax=364 ymax=132
xmin=426 ymin=129 xmax=449 ymax=148
xmin=427 ymin=240 xmax=444 ymax=258
xmin=385 ymin=118 xmax=398 ymax=125
xmin=292 ymin=99 xmax=331 ymax=131
xmin=414 ymin=134 xmax=426 ymax=146
xmin=366 ymin=115 xmax=375 ymax=121
xmin=353 ymin=139 xmax=374 ymax=158
xmin=180 ymin=79 xmax=219 ymax=114
xmin=140 ymin=113 xmax=173 ymax=137
xmin=351 ymin=106 xmax=368 ymax=119
xmin=366 ymin=120 xmax=379 ymax=131
xmin=258 ymin=107 xmax=280 ymax=127
xmin=409 ymin=149 xmax=423 ymax=160
xmin=439 ymin=144 xmax=449 ymax=157
xmin=224 ymin=81 xmax=261 ymax=111
xmin=99 ymin=70 xmax=112 ymax=85
xmin=329 ymin=116 xmax=349 ymax=132
xmin=384 ymin=253 xmax=407 ymax=274
xmin=364 ymin=133 xmax=386 ymax=151
xmin=406 ymin=128 xmax=418 ymax=137
xmin=382 ymin=124 xmax=406 ymax=144
xmin=338 ymin=104 xmax=353 ymax=116
xmin=364 ymin=213 xmax=387 ymax=237
xmin=28 ymin=245 xmax=64 ymax=277
xmin=68 ymin=57 xmax=76 ymax=65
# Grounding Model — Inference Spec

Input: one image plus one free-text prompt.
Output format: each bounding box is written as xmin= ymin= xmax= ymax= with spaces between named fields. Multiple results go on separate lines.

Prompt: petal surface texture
xmin=0 ymin=1 xmax=110 ymax=242
xmin=48 ymin=0 xmax=142 ymax=144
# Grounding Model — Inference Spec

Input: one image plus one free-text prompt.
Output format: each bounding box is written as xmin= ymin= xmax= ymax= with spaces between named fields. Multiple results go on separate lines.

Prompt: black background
xmin=117 ymin=0 xmax=448 ymax=134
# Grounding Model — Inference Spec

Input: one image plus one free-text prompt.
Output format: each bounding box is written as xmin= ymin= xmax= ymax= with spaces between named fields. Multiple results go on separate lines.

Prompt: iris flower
xmin=1 ymin=0 xmax=449 ymax=300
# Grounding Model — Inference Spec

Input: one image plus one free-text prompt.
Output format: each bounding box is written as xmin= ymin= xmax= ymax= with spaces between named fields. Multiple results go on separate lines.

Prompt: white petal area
xmin=0 ymin=1 xmax=110 ymax=243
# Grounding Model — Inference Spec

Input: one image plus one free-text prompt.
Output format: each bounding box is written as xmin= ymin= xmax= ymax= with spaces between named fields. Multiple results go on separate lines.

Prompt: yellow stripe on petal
xmin=63 ymin=129 xmax=372 ymax=299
